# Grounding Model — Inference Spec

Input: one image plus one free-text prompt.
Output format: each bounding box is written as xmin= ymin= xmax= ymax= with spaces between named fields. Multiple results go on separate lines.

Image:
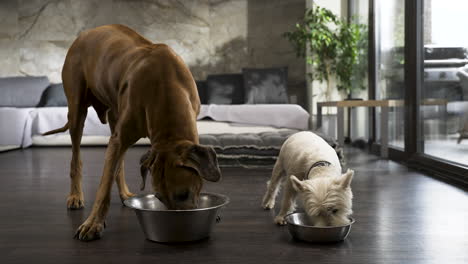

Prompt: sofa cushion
xmin=206 ymin=74 xmax=244 ymax=104
xmin=242 ymin=67 xmax=288 ymax=104
xmin=37 ymin=83 xmax=68 ymax=107
xmin=0 ymin=76 xmax=50 ymax=107
xmin=196 ymin=80 xmax=208 ymax=104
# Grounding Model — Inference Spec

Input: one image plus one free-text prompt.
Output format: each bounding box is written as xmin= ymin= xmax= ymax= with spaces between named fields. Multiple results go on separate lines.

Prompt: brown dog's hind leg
xmin=67 ymin=106 xmax=87 ymax=209
xmin=108 ymin=113 xmax=135 ymax=203
xmin=62 ymin=65 xmax=88 ymax=210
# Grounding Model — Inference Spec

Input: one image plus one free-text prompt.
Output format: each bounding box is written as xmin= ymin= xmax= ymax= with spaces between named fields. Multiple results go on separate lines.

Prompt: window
xmin=420 ymin=0 xmax=468 ymax=166
xmin=375 ymin=0 xmax=405 ymax=148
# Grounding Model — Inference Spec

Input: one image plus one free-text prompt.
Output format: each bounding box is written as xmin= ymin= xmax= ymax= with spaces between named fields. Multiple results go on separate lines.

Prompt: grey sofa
xmin=0 ymin=75 xmax=325 ymax=167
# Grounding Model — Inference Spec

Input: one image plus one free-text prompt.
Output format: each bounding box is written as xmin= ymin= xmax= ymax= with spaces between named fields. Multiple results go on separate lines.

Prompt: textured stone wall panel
xmin=201 ymin=0 xmax=248 ymax=77
xmin=247 ymin=0 xmax=306 ymax=105
xmin=1 ymin=0 xmax=306 ymax=106
xmin=19 ymin=40 xmax=71 ymax=83
xmin=18 ymin=0 xmax=106 ymax=41
xmin=0 ymin=39 xmax=21 ymax=77
xmin=0 ymin=0 xmax=18 ymax=39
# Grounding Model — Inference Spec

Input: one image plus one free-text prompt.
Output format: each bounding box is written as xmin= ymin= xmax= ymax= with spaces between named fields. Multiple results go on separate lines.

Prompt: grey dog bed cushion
xmin=199 ymin=130 xmax=295 ymax=168
xmin=198 ymin=130 xmax=343 ymax=168
xmin=200 ymin=130 xmax=295 ymax=156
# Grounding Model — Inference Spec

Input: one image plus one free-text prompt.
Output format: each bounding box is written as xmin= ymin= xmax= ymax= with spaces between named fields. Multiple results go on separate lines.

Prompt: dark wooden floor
xmin=0 ymin=146 xmax=467 ymax=264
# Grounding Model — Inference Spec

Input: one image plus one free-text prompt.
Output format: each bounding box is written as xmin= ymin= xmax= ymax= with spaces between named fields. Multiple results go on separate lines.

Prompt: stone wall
xmin=0 ymin=0 xmax=306 ymax=107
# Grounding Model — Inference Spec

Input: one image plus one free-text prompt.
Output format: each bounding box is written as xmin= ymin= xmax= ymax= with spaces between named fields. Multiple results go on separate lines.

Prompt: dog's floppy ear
xmin=140 ymin=150 xmax=158 ymax=190
xmin=183 ymin=145 xmax=221 ymax=182
xmin=340 ymin=169 xmax=354 ymax=189
xmin=290 ymin=175 xmax=306 ymax=192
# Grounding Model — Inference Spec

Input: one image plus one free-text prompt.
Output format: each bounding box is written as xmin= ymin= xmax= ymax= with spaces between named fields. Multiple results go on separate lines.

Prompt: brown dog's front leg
xmin=75 ymin=136 xmax=127 ymax=241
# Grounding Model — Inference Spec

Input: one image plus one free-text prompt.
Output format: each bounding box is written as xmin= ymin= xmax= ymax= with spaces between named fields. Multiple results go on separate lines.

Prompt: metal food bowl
xmin=285 ymin=213 xmax=354 ymax=243
xmin=124 ymin=192 xmax=229 ymax=243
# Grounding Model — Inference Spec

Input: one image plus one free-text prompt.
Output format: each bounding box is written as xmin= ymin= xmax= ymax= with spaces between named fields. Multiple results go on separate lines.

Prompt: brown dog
xmin=44 ymin=24 xmax=221 ymax=241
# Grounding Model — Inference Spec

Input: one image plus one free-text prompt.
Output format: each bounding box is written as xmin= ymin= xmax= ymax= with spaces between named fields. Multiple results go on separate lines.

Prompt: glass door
xmin=420 ymin=0 xmax=468 ymax=166
xmin=375 ymin=0 xmax=405 ymax=149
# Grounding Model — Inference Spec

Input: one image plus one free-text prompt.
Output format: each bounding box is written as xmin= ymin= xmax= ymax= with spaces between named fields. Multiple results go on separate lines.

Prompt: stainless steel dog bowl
xmin=285 ymin=213 xmax=354 ymax=243
xmin=124 ymin=193 xmax=229 ymax=243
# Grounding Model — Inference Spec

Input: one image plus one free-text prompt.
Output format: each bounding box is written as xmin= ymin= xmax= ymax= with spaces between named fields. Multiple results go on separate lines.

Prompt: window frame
xmin=365 ymin=0 xmax=468 ymax=188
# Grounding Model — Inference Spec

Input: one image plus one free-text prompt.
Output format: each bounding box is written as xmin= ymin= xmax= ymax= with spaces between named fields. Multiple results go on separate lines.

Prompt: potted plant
xmin=336 ymin=18 xmax=368 ymax=99
xmin=284 ymin=5 xmax=367 ymax=100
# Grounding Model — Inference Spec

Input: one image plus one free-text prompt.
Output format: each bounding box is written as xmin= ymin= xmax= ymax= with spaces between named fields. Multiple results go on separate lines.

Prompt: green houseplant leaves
xmin=284 ymin=5 xmax=367 ymax=97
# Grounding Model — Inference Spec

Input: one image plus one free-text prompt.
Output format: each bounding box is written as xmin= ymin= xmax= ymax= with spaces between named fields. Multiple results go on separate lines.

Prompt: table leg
xmin=395 ymin=107 xmax=402 ymax=142
xmin=346 ymin=107 xmax=354 ymax=143
xmin=439 ymin=104 xmax=447 ymax=138
xmin=337 ymin=107 xmax=345 ymax=147
xmin=317 ymin=105 xmax=323 ymax=129
xmin=380 ymin=106 xmax=389 ymax=158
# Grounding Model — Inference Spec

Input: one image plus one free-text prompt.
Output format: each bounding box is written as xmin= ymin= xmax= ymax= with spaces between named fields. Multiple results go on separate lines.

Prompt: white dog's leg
xmin=262 ymin=161 xmax=284 ymax=209
xmin=274 ymin=180 xmax=297 ymax=225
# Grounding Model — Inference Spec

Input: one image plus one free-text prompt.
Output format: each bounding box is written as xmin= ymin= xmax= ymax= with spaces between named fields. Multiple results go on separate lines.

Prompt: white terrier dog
xmin=262 ymin=131 xmax=354 ymax=226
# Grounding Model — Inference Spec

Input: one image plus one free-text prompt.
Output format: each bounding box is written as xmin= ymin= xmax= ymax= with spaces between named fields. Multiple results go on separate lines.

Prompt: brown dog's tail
xmin=42 ymin=122 xmax=70 ymax=136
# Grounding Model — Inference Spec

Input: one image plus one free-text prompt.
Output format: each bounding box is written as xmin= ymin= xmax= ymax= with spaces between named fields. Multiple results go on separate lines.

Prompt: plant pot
xmin=345 ymin=93 xmax=363 ymax=101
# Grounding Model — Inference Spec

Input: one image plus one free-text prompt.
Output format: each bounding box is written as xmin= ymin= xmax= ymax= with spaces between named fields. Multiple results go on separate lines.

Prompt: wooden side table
xmin=316 ymin=99 xmax=447 ymax=158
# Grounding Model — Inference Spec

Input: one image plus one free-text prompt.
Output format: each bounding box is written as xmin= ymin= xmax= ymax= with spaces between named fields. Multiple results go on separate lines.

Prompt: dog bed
xmin=200 ymin=130 xmax=344 ymax=168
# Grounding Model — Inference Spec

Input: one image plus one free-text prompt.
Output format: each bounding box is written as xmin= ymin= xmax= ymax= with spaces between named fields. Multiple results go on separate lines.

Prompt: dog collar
xmin=306 ymin=160 xmax=331 ymax=178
